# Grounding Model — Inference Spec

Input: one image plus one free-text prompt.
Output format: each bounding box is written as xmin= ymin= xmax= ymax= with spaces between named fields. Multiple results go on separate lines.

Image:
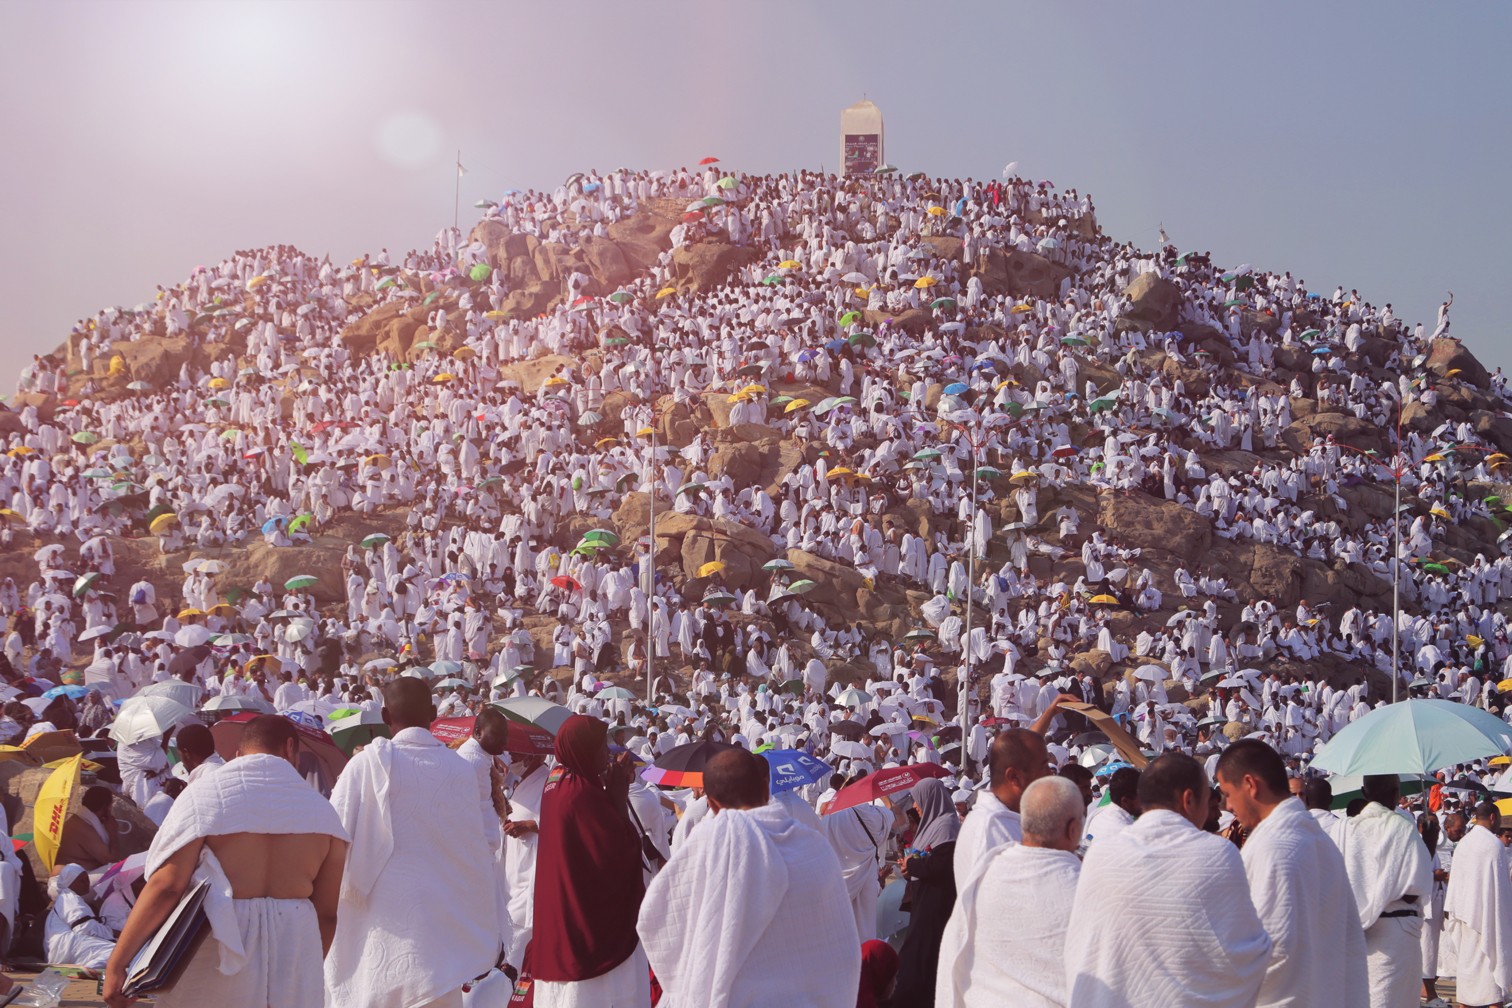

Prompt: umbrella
xmin=72 ymin=572 xmax=100 ymax=597
xmin=598 ymin=686 xmax=636 ymax=701
xmin=1310 ymin=699 xmax=1512 ymax=776
xmin=173 ymin=625 xmax=213 ymax=648
xmin=429 ymin=716 xmax=556 ymax=755
xmin=830 ymin=739 xmax=874 ymax=761
xmin=550 ymin=575 xmax=581 ymax=591
xmin=360 ymin=533 xmax=391 ymax=549
xmin=697 ymin=560 xmax=726 ymax=578
xmin=825 ymin=763 xmax=951 ymax=813
xmin=327 ymin=709 xmax=393 ymax=755
xmin=41 ymin=685 xmax=88 ymax=701
xmin=201 ymin=694 xmax=274 ymax=714
xmin=111 ymin=696 xmax=195 ymax=744
xmin=943 ymin=382 xmax=969 ymax=396
xmin=642 ymin=740 xmax=738 ymax=788
xmin=836 ymin=688 xmax=875 ymax=709
xmin=148 ymin=512 xmax=178 ymax=534
xmin=829 ymin=721 xmax=867 ymax=740
xmin=285 ymin=575 xmax=318 ymax=591
xmin=136 ymin=679 xmax=202 ymax=709
xmin=1131 ymin=665 xmax=1167 ymax=682
xmin=211 ymin=711 xmax=347 ymax=789
xmin=702 ymin=591 xmax=736 ymax=607
xmin=34 ymin=754 xmax=82 ymax=872
xmin=761 ymin=749 xmax=832 ymax=793
xmin=432 ymin=677 xmax=470 ymax=690
xmin=762 ymin=559 xmax=795 ymax=571
xmin=493 ymin=696 xmax=573 ymax=735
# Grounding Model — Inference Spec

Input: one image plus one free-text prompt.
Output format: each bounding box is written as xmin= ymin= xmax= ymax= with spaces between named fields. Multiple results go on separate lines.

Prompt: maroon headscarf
xmin=530 ymin=715 xmax=645 ymax=982
xmin=856 ymin=939 xmax=900 ymax=1008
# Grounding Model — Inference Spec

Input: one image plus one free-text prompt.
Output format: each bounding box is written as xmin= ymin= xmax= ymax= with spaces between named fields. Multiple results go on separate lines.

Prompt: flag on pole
xmin=457 ymin=159 xmax=467 ymax=178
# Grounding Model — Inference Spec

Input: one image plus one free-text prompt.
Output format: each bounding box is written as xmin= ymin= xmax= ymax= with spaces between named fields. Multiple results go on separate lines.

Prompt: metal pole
xmin=646 ymin=419 xmax=656 ymax=704
xmin=962 ymin=447 xmax=978 ymax=769
xmin=454 ymin=150 xmax=461 ymax=232
xmin=1392 ymin=472 xmax=1400 ymax=703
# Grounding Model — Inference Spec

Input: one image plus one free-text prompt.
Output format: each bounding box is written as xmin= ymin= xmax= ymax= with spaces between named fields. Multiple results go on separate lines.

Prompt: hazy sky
xmin=3 ymin=1 xmax=1510 ymax=386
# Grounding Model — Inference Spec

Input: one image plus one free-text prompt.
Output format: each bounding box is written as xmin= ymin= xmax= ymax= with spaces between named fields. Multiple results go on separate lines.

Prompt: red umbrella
xmin=681 ymin=211 xmax=705 ymax=223
xmin=429 ymin=716 xmax=556 ymax=756
xmin=698 ymin=156 xmax=720 ymax=165
xmin=210 ymin=712 xmax=347 ymax=792
xmin=824 ymin=762 xmax=950 ymax=814
xmin=550 ymin=575 xmax=581 ymax=591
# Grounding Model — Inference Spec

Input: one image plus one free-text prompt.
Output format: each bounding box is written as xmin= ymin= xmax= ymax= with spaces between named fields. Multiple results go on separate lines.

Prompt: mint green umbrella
xmin=1309 ymin=699 xmax=1512 ymax=776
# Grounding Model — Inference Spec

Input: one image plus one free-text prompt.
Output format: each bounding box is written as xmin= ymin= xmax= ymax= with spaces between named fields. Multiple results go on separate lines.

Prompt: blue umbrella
xmin=42 ymin=684 xmax=89 ymax=701
xmin=1311 ymin=346 xmax=1332 ymax=356
xmin=797 ymin=348 xmax=819 ymax=362
xmin=260 ymin=516 xmax=284 ymax=534
xmin=824 ymin=338 xmax=846 ymax=352
xmin=1094 ymin=760 xmax=1132 ymax=779
xmin=943 ymin=382 xmax=969 ymax=396
xmin=1310 ymin=699 xmax=1512 ymax=776
xmin=761 ymin=748 xmax=832 ymax=793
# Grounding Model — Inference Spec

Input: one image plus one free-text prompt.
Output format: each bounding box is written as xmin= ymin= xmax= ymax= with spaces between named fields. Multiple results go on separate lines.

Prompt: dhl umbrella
xmin=777 ymin=260 xmax=802 ymax=269
xmin=34 ymin=754 xmax=82 ymax=873
xmin=149 ymin=512 xmax=178 ymax=534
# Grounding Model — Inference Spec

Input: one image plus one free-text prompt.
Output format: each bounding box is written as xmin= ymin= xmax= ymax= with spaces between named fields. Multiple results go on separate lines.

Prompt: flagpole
xmin=454 ymin=150 xmax=461 ymax=232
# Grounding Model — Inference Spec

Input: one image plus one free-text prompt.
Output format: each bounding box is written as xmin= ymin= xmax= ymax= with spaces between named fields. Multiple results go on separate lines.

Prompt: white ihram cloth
xmin=1239 ymin=797 xmax=1367 ymax=1008
xmin=821 ymin=803 xmax=890 ymax=941
xmin=638 ymin=802 xmax=861 ymax=1008
xmin=1339 ymin=802 xmax=1431 ymax=1008
xmin=1443 ymin=823 xmax=1512 ymax=1005
xmin=325 ymin=728 xmax=501 ymax=1008
xmin=936 ymin=842 xmax=1079 ymax=1008
xmin=951 ymin=789 xmax=1021 ymax=881
xmin=144 ymin=753 xmax=348 ymax=1006
xmin=504 ymin=763 xmax=547 ymax=970
xmin=1064 ymin=810 xmax=1270 ymax=1008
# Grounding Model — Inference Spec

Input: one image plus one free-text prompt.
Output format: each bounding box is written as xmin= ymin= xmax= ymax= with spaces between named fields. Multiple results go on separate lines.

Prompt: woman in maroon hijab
xmin=530 ymin=714 xmax=651 ymax=1007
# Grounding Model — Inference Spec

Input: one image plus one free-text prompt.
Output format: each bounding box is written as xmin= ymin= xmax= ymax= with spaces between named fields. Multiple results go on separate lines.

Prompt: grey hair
xmin=1020 ymin=775 xmax=1086 ymax=845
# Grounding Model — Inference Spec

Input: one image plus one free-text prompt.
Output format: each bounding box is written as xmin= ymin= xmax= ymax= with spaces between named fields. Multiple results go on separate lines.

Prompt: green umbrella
xmin=329 ymin=710 xmax=392 ymax=755
xmin=702 ymin=591 xmax=736 ymax=607
xmin=761 ymin=275 xmax=783 ymax=285
xmin=360 ymin=533 xmax=390 ymax=549
xmin=608 ymin=291 xmax=633 ymax=304
xmin=700 ymin=196 xmax=725 ymax=207
xmin=715 ymin=176 xmax=738 ymax=189
xmin=1421 ymin=562 xmax=1451 ymax=575
xmin=602 ymin=336 xmax=628 ymax=346
xmin=1299 ymin=329 xmax=1322 ymax=341
xmin=422 ymin=291 xmax=441 ymax=306
xmin=903 ymin=628 xmax=935 ymax=641
xmin=1088 ymin=396 xmax=1119 ymax=413
xmin=762 ymin=559 xmax=795 ymax=571
xmin=848 ymin=331 xmax=877 ymax=347
xmin=1061 ymin=336 xmax=1090 ymax=346
xmin=206 ymin=397 xmax=230 ymax=408
xmin=1222 ymin=299 xmax=1246 ymax=308
xmin=290 ymin=440 xmax=308 ymax=465
xmin=974 ymin=466 xmax=1002 ymax=480
xmin=71 ymin=431 xmax=100 ymax=445
xmin=581 ymin=529 xmax=620 ymax=545
xmin=1232 ymin=275 xmax=1255 ymax=291
xmin=469 ymin=263 xmax=492 ymax=282
xmin=678 ymin=482 xmax=707 ymax=496
xmin=73 ymin=573 xmax=100 ymax=597
xmin=284 ymin=575 xmax=318 ymax=591
xmin=930 ymin=297 xmax=956 ymax=310
xmin=787 ymin=579 xmax=818 ymax=594
xmin=838 ymin=311 xmax=861 ymax=326
xmin=1309 ymin=699 xmax=1512 ymax=776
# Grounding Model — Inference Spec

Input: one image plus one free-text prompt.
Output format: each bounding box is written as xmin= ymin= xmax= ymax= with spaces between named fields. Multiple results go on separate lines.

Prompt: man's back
xmin=1065 ymin=810 xmax=1270 ymax=1008
xmin=1241 ymin=797 xmax=1366 ymax=1008
xmin=326 ymin=728 xmax=500 ymax=1008
xmin=640 ymin=802 xmax=861 ymax=1008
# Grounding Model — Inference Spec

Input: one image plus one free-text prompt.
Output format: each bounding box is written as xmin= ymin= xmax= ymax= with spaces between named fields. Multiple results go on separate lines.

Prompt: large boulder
xmin=972 ymin=247 xmax=1074 ymax=301
xmin=217 ymin=541 xmax=346 ymax=606
xmin=670 ymin=242 xmax=760 ymax=292
xmin=604 ymin=214 xmax=676 ymax=271
xmin=110 ymin=333 xmax=196 ymax=386
xmin=1095 ymin=490 xmax=1212 ymax=563
xmin=1426 ymin=337 xmax=1490 ymax=390
xmin=1280 ymin=411 xmax=1386 ymax=456
xmin=1120 ymin=274 xmax=1181 ymax=330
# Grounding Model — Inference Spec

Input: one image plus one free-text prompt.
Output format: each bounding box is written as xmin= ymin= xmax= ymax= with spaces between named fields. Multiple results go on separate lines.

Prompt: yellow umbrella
xmin=545 ymin=376 xmax=569 ymax=387
xmin=209 ymin=603 xmax=236 ymax=617
xmin=246 ymin=275 xmax=269 ymax=290
xmin=1088 ymin=594 xmax=1120 ymax=605
xmin=637 ymin=427 xmax=655 ymax=437
xmin=0 ymin=508 xmax=20 ymax=520
xmin=698 ymin=561 xmax=726 ymax=577
xmin=176 ymin=608 xmax=206 ymax=620
xmin=595 ymin=437 xmax=619 ymax=448
xmin=364 ymin=453 xmax=392 ymax=469
xmin=452 ymin=346 xmax=477 ymax=360
xmin=913 ymin=276 xmax=938 ymax=289
xmin=34 ymin=754 xmax=82 ymax=873
xmin=1491 ymin=755 xmax=1512 ymax=766
xmin=1423 ymin=453 xmax=1447 ymax=463
xmin=1429 ymin=506 xmax=1451 ymax=519
xmin=1009 ymin=304 xmax=1035 ymax=314
xmin=1468 ymin=634 xmax=1486 ymax=648
xmin=149 ymin=512 xmax=178 ymax=534
xmin=1497 ymin=679 xmax=1512 ymax=694
xmin=1009 ymin=470 xmax=1037 ymax=483
xmin=208 ymin=377 xmax=230 ymax=389
xmin=777 ymin=260 xmax=802 ymax=269
xmin=432 ymin=373 xmax=456 ymax=383
xmin=484 ymin=310 xmax=508 ymax=319
xmin=1498 ymin=797 xmax=1512 ymax=818
xmin=740 ymin=384 xmax=767 ymax=396
xmin=926 ymin=206 xmax=947 ymax=216
xmin=6 ymin=447 xmax=34 ymax=458
xmin=784 ymin=398 xmax=811 ymax=413
xmin=828 ymin=467 xmax=856 ymax=478
xmin=656 ymin=287 xmax=677 ymax=299
xmin=244 ymin=654 xmax=280 ymax=674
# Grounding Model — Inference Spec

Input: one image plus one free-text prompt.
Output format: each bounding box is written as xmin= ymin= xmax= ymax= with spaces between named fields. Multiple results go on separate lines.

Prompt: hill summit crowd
xmin=0 ymin=161 xmax=1508 ymax=1007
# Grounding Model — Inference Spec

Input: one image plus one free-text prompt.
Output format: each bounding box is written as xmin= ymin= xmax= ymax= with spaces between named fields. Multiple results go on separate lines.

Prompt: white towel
xmin=146 ymin=752 xmax=347 ymax=976
xmin=638 ymin=802 xmax=860 ymax=1008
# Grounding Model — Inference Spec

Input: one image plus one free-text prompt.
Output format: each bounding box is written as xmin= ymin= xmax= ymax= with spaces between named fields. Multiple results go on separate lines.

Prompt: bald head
xmin=987 ymin=728 xmax=1051 ymax=810
xmin=1020 ymin=776 xmax=1085 ymax=851
xmin=703 ymin=748 xmax=769 ymax=812
xmin=383 ymin=677 xmax=435 ymax=731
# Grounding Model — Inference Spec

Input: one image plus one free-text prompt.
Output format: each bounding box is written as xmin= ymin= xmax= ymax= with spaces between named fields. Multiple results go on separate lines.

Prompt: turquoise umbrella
xmin=1309 ymin=699 xmax=1512 ymax=776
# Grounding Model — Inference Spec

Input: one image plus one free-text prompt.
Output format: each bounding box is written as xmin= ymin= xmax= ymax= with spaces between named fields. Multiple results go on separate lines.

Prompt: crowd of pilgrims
xmin=0 ymin=163 xmax=1509 ymax=1005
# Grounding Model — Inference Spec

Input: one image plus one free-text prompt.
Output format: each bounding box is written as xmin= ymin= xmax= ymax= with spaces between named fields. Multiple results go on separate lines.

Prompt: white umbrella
xmin=1216 ymin=677 xmax=1246 ymax=688
xmin=201 ymin=694 xmax=274 ymax=714
xmin=835 ymin=688 xmax=876 ymax=709
xmin=830 ymin=739 xmax=874 ymax=761
xmin=77 ymin=625 xmax=113 ymax=642
xmin=173 ymin=625 xmax=212 ymax=648
xmin=111 ymin=696 xmax=195 ymax=744
xmin=285 ymin=620 xmax=315 ymax=642
xmin=135 ymin=680 xmax=201 ymax=709
xmin=1132 ymin=665 xmax=1167 ymax=682
xmin=870 ymin=723 xmax=909 ymax=738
